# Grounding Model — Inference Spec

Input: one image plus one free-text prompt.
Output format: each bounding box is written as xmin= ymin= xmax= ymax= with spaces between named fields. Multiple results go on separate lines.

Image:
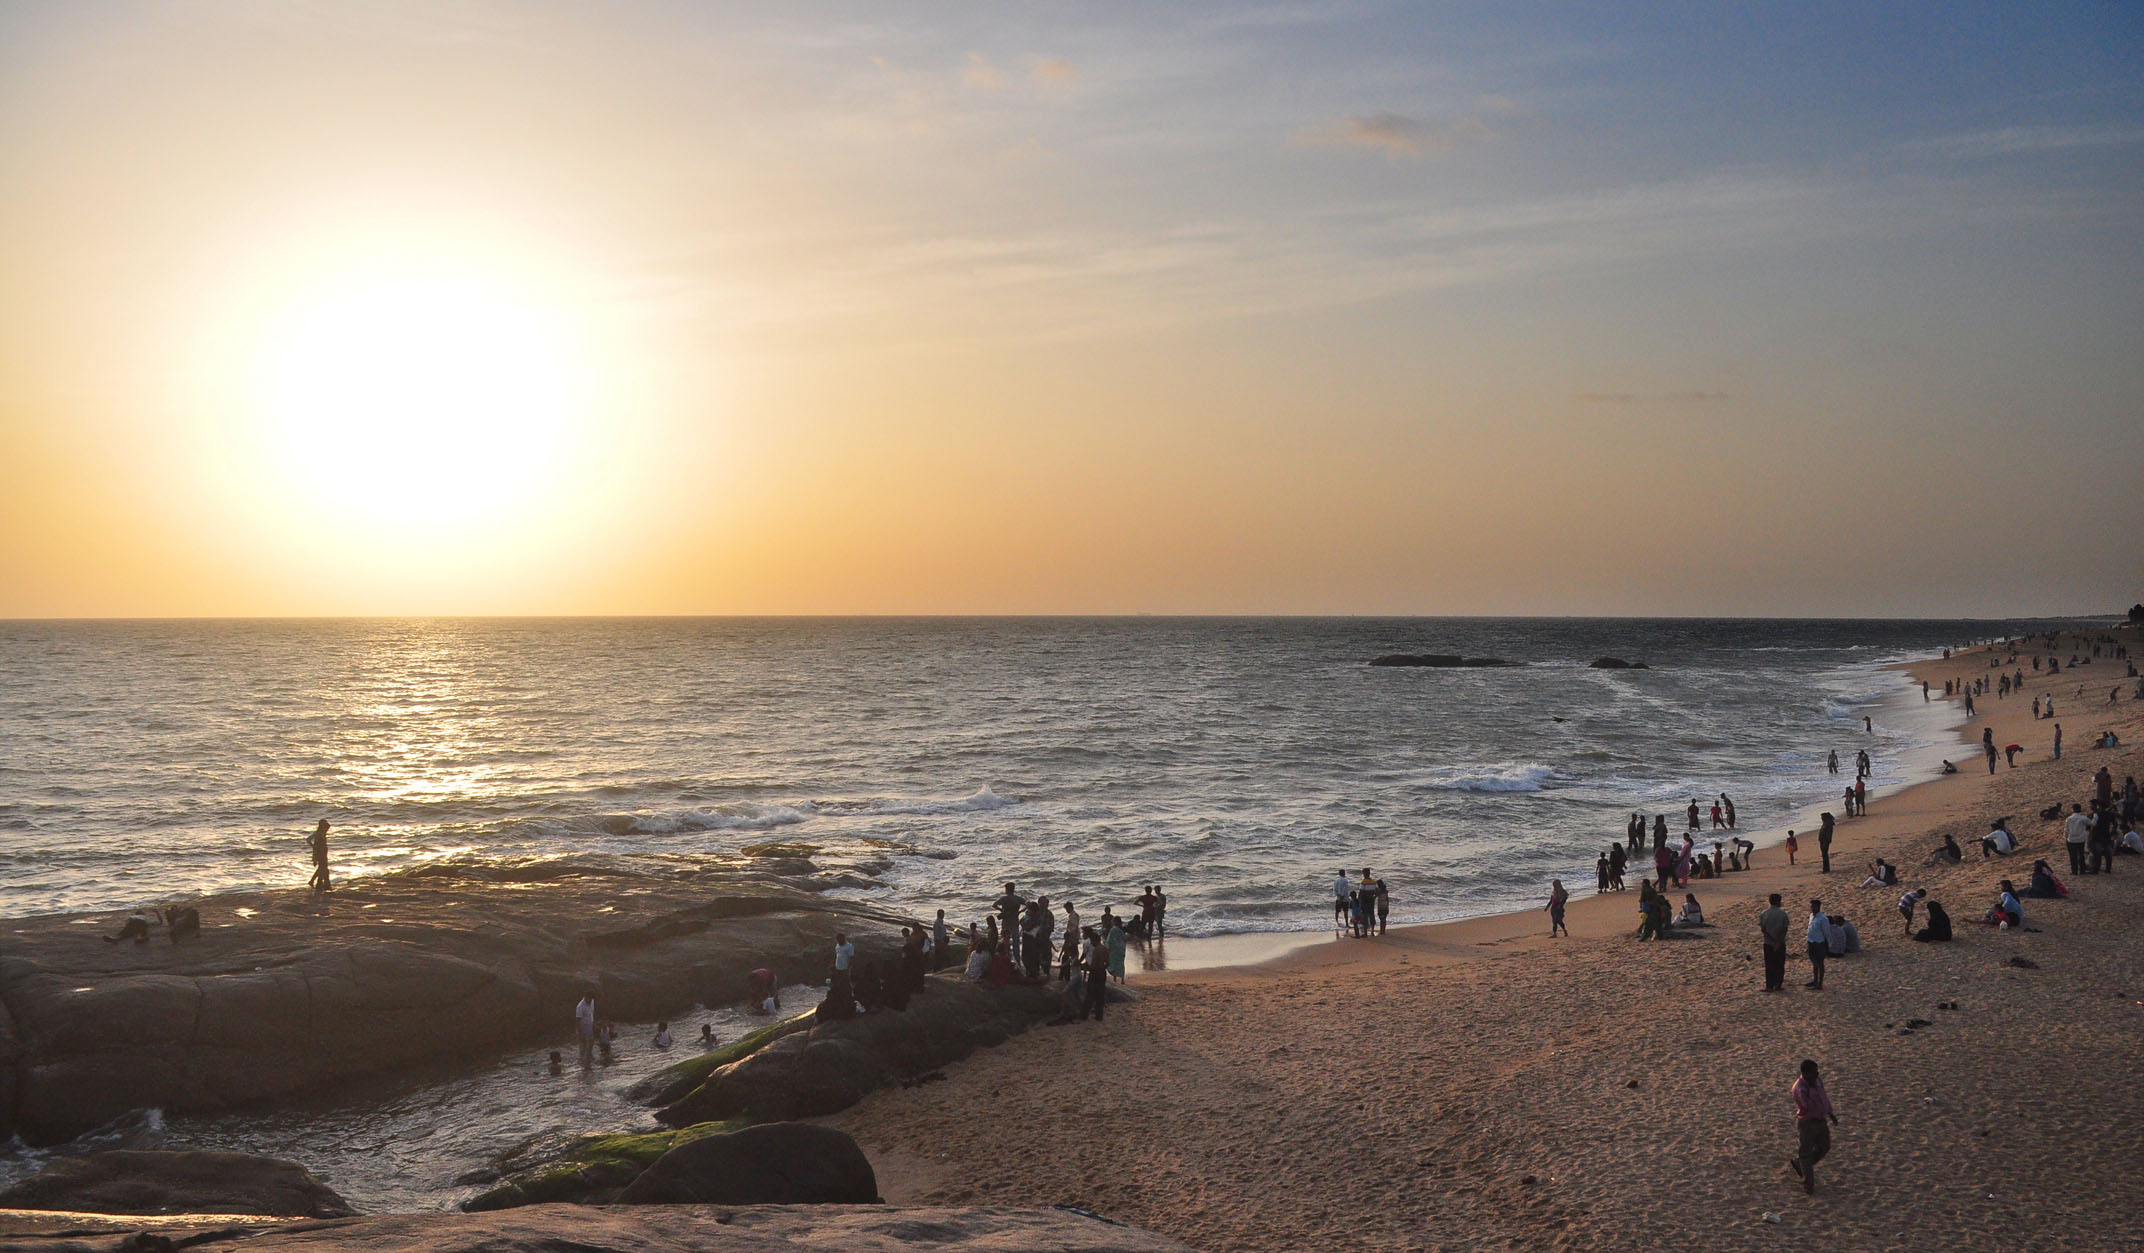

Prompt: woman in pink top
xmin=1788 ymin=1059 xmax=1839 ymax=1194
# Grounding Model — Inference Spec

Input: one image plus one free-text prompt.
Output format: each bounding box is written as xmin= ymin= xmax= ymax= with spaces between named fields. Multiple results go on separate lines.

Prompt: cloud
xmin=1578 ymin=391 xmax=1729 ymax=405
xmin=1905 ymin=124 xmax=2144 ymax=161
xmin=1295 ymin=110 xmax=1496 ymax=160
xmin=1031 ymin=55 xmax=1079 ymax=86
xmin=962 ymin=51 xmax=1006 ymax=91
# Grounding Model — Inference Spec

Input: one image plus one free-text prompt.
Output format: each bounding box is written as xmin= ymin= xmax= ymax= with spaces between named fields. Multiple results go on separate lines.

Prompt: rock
xmin=1588 ymin=657 xmax=1649 ymax=669
xmin=2006 ymin=956 xmax=2039 ymax=969
xmin=0 ymin=1150 xmax=355 ymax=1218
xmin=462 ymin=1122 xmax=745 ymax=1212
xmin=617 ymin=1123 xmax=878 ymax=1206
xmin=0 ymin=1204 xmax=1195 ymax=1252
xmin=1369 ymin=655 xmax=1508 ymax=668
xmin=655 ymin=976 xmax=1074 ymax=1127
xmin=0 ymin=857 xmax=918 ymax=1142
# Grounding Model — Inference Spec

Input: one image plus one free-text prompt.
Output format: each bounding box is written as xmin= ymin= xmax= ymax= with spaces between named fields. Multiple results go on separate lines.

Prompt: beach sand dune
xmin=837 ymin=633 xmax=2144 ymax=1251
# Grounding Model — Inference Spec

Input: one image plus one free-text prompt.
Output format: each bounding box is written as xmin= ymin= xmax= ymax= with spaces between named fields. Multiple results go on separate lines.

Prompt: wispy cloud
xmin=1579 ymin=391 xmax=1730 ymax=405
xmin=1905 ymin=124 xmax=2144 ymax=161
xmin=962 ymin=51 xmax=1006 ymax=91
xmin=1031 ymin=55 xmax=1079 ymax=87
xmin=1295 ymin=110 xmax=1497 ymax=160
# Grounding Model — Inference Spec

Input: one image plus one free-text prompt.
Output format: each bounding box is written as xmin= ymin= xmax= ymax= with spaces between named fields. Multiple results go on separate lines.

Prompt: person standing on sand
xmin=1545 ymin=880 xmax=1569 ymax=937
xmin=1758 ymin=893 xmax=1789 ymax=992
xmin=1855 ymin=776 xmax=1866 ymax=815
xmin=1373 ymin=879 xmax=1388 ymax=935
xmin=2053 ymin=722 xmax=2062 ymax=760
xmin=2065 ymin=804 xmax=2091 ymax=876
xmin=1804 ymin=900 xmax=1830 ymax=990
xmin=1331 ymin=871 xmax=1351 ymax=928
xmin=1817 ymin=813 xmax=1835 ymax=873
xmin=934 ymin=910 xmax=950 ymax=971
xmin=307 ymin=818 xmax=331 ymax=893
xmin=1596 ymin=852 xmax=1611 ymax=894
xmin=1787 ymin=1059 xmax=1838 ymax=1194
xmin=1785 ymin=829 xmax=1798 ymax=865
xmin=1079 ymin=927 xmax=1109 ymax=1021
xmin=1106 ymin=915 xmax=1126 ymax=983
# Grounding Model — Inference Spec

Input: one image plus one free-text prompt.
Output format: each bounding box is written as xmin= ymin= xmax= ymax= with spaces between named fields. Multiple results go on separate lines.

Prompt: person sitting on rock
xmin=984 ymin=940 xmax=1016 ymax=987
xmin=963 ymin=941 xmax=991 ymax=981
xmin=162 ymin=906 xmax=201 ymax=942
xmin=746 ymin=967 xmax=779 ymax=1015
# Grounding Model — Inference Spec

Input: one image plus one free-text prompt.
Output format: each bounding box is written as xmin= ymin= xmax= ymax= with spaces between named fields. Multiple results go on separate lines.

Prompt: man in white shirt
xmin=833 ymin=933 xmax=854 ymax=972
xmin=1804 ymin=899 xmax=1830 ymax=990
xmin=1333 ymin=871 xmax=1353 ymax=926
xmin=1979 ymin=822 xmax=2016 ymax=859
xmin=2064 ymin=804 xmax=2092 ymax=876
xmin=575 ymin=993 xmax=597 ymax=1067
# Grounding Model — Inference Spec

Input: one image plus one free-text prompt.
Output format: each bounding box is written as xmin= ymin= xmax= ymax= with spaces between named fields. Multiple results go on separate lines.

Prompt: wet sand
xmin=835 ymin=627 xmax=2144 ymax=1251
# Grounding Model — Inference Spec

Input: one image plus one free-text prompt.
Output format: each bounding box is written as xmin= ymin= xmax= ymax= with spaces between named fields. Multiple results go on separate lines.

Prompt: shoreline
xmin=833 ymin=623 xmax=2144 ymax=1250
xmin=1146 ymin=645 xmax=1973 ymax=976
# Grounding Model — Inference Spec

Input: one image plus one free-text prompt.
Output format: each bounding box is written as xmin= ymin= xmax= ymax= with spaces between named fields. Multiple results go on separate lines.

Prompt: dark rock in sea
xmin=617 ymin=1123 xmax=878 ymax=1206
xmin=0 ymin=1150 xmax=356 ymax=1218
xmin=654 ymin=975 xmax=1115 ymax=1128
xmin=0 ymin=856 xmax=917 ymax=1143
xmin=0 ymin=1204 xmax=1195 ymax=1252
xmin=1588 ymin=657 xmax=1650 ymax=669
xmin=1368 ymin=654 xmax=1509 ymax=668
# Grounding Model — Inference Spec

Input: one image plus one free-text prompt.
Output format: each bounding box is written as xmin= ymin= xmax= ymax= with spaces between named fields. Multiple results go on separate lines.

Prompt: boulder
xmin=0 ymin=1150 xmax=355 ymax=1217
xmin=617 ymin=1123 xmax=878 ymax=1206
xmin=655 ymin=976 xmax=1068 ymax=1127
xmin=1588 ymin=657 xmax=1649 ymax=669
xmin=0 ymin=1204 xmax=1195 ymax=1251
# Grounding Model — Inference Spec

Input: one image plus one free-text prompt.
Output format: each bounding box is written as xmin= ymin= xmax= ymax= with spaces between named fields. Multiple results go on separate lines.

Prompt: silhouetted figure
xmin=308 ymin=819 xmax=332 ymax=893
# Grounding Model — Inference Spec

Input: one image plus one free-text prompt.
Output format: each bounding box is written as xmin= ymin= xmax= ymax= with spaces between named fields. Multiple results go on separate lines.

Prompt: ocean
xmin=0 ymin=617 xmax=2043 ymax=932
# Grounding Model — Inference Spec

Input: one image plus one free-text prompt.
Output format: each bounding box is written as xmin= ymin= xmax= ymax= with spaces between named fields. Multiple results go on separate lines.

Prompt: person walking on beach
xmin=1785 ymin=829 xmax=1798 ymax=866
xmin=1804 ymin=900 xmax=1830 ymax=990
xmin=1545 ymin=880 xmax=1569 ymax=937
xmin=1787 ymin=1059 xmax=1838 ymax=1194
xmin=1758 ymin=893 xmax=1789 ymax=992
xmin=307 ymin=818 xmax=332 ymax=893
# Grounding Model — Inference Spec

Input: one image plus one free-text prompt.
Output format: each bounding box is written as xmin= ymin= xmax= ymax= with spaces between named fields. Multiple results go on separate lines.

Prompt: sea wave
xmin=1417 ymin=763 xmax=1555 ymax=793
xmin=809 ymin=786 xmax=1015 ymax=817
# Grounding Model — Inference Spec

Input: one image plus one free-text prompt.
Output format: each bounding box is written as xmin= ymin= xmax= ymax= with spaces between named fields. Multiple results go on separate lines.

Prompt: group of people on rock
xmin=940 ymin=881 xmax=1148 ymax=1022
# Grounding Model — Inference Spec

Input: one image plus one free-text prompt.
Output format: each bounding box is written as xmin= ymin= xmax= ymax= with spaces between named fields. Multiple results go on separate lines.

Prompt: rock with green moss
xmin=461 ymin=1121 xmax=742 ymax=1211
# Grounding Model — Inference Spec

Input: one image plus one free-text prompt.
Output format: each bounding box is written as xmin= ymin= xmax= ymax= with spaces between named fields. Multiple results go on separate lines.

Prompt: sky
xmin=1 ymin=1 xmax=2139 ymax=617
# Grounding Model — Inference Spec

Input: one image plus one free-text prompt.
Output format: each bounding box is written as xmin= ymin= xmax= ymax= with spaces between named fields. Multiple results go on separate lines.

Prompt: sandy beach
xmin=834 ymin=628 xmax=2144 ymax=1251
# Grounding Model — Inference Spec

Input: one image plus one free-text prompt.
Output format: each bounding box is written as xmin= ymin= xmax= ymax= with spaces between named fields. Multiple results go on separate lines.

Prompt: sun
xmin=253 ymin=267 xmax=585 ymax=540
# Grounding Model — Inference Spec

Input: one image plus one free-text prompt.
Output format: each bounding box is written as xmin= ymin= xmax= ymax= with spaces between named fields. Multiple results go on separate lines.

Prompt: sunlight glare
xmin=254 ymin=269 xmax=584 ymax=539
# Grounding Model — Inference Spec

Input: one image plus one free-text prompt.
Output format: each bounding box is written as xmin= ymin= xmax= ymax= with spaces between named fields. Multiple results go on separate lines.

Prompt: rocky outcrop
xmin=460 ymin=1123 xmax=743 ymax=1212
xmin=0 ymin=1150 xmax=355 ymax=1218
xmin=0 ymin=855 xmax=916 ymax=1143
xmin=616 ymin=1123 xmax=877 ymax=1206
xmin=655 ymin=976 xmax=1081 ymax=1127
xmin=1368 ymin=654 xmax=1508 ymax=667
xmin=0 ymin=1205 xmax=1195 ymax=1252
xmin=1588 ymin=657 xmax=1649 ymax=669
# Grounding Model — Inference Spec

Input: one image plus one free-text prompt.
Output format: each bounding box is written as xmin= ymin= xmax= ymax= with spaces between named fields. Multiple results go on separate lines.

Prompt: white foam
xmin=1417 ymin=763 xmax=1555 ymax=793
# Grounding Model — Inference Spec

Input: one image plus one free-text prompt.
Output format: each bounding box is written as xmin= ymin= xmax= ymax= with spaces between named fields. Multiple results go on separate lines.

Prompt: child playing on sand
xmin=1785 ymin=830 xmax=1798 ymax=865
